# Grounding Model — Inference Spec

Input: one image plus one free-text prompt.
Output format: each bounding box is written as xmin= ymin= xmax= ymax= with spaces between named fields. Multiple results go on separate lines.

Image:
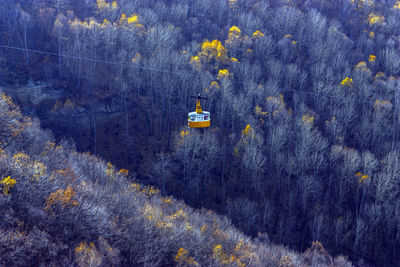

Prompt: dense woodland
xmin=1 ymin=0 xmax=400 ymax=265
xmin=0 ymin=92 xmax=354 ymax=265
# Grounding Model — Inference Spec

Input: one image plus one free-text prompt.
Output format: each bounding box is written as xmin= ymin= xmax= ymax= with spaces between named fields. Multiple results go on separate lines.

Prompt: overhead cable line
xmin=0 ymin=44 xmax=180 ymax=74
xmin=0 ymin=44 xmax=385 ymax=104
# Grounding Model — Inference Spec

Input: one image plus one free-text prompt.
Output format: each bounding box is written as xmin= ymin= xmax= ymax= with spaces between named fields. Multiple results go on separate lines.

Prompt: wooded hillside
xmin=1 ymin=0 xmax=400 ymax=265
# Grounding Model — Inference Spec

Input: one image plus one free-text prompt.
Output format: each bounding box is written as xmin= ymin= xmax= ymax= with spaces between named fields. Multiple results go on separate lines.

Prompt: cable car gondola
xmin=188 ymin=94 xmax=210 ymax=128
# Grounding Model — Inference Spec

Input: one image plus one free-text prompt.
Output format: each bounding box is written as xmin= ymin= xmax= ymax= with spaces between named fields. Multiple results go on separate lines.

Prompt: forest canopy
xmin=1 ymin=0 xmax=400 ymax=265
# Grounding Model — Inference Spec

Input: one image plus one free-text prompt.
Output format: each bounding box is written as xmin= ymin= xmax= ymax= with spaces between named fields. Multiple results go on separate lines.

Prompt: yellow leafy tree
xmin=368 ymin=55 xmax=376 ymax=62
xmin=119 ymin=13 xmax=145 ymax=31
xmin=97 ymin=0 xmax=110 ymax=9
xmin=69 ymin=18 xmax=106 ymax=30
xmin=106 ymin=162 xmax=115 ymax=179
xmin=212 ymin=244 xmax=245 ymax=266
xmin=0 ymin=176 xmax=16 ymax=195
xmin=162 ymin=197 xmax=173 ymax=204
xmin=355 ymin=172 xmax=370 ymax=184
xmin=119 ymin=168 xmax=129 ymax=175
xmin=340 ymin=77 xmax=353 ymax=87
xmin=143 ymin=203 xmax=159 ymax=221
xmin=255 ymin=106 xmax=268 ymax=117
xmin=218 ymin=69 xmax=231 ymax=80
xmin=374 ymin=72 xmax=385 ymax=81
xmin=368 ymin=13 xmax=384 ymax=26
xmin=175 ymin=248 xmax=199 ymax=266
xmin=354 ymin=61 xmax=370 ymax=72
xmin=128 ymin=182 xmax=159 ymax=198
xmin=12 ymin=152 xmax=30 ymax=170
xmin=302 ymin=113 xmax=315 ymax=125
xmin=198 ymin=39 xmax=229 ymax=65
xmin=127 ymin=14 xmax=139 ymax=24
xmin=167 ymin=208 xmax=187 ymax=220
xmin=369 ymin=31 xmax=375 ymax=38
xmin=190 ymin=55 xmax=201 ymax=69
xmin=32 ymin=161 xmax=47 ymax=181
xmin=252 ymin=30 xmax=264 ymax=39
xmin=111 ymin=1 xmax=118 ymax=9
xmin=228 ymin=26 xmax=241 ymax=39
xmin=225 ymin=26 xmax=243 ymax=50
xmin=75 ymin=242 xmax=102 ymax=267
xmin=96 ymin=0 xmax=118 ymax=10
xmin=210 ymin=81 xmax=220 ymax=90
xmin=142 ymin=185 xmax=160 ymax=197
xmin=44 ymin=185 xmax=79 ymax=210
xmin=242 ymin=124 xmax=253 ymax=136
xmin=128 ymin=182 xmax=141 ymax=192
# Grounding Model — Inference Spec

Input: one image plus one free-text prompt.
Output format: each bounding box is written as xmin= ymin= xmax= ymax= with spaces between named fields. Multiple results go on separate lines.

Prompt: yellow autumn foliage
xmin=242 ymin=124 xmax=253 ymax=136
xmin=368 ymin=55 xmax=376 ymax=62
xmin=75 ymin=242 xmax=102 ymax=267
xmin=167 ymin=208 xmax=187 ymax=220
xmin=374 ymin=72 xmax=385 ymax=81
xmin=302 ymin=114 xmax=314 ymax=125
xmin=369 ymin=31 xmax=375 ymax=38
xmin=199 ymin=39 xmax=229 ymax=64
xmin=69 ymin=18 xmax=109 ymax=30
xmin=97 ymin=0 xmax=110 ymax=9
xmin=225 ymin=26 xmax=242 ymax=48
xmin=255 ymin=106 xmax=268 ymax=117
xmin=373 ymin=99 xmax=392 ymax=111
xmin=32 ymin=161 xmax=47 ymax=181
xmin=355 ymin=172 xmax=370 ymax=183
xmin=45 ymin=185 xmax=78 ymax=210
xmin=106 ymin=162 xmax=115 ymax=179
xmin=128 ymin=182 xmax=141 ymax=192
xmin=119 ymin=13 xmax=144 ymax=31
xmin=96 ymin=0 xmax=118 ymax=10
xmin=127 ymin=14 xmax=139 ymax=24
xmin=119 ymin=169 xmax=129 ymax=175
xmin=190 ymin=55 xmax=201 ymax=69
xmin=229 ymin=26 xmax=241 ymax=36
xmin=368 ymin=13 xmax=384 ymax=25
xmin=175 ymin=248 xmax=199 ymax=266
xmin=1 ymin=176 xmax=16 ymax=195
xmin=111 ymin=1 xmax=118 ymax=9
xmin=212 ymin=244 xmax=245 ymax=267
xmin=354 ymin=61 xmax=370 ymax=72
xmin=210 ymin=81 xmax=220 ymax=89
xmin=252 ymin=30 xmax=264 ymax=39
xmin=218 ymin=69 xmax=230 ymax=79
xmin=162 ymin=197 xmax=173 ymax=204
xmin=340 ymin=77 xmax=353 ymax=87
